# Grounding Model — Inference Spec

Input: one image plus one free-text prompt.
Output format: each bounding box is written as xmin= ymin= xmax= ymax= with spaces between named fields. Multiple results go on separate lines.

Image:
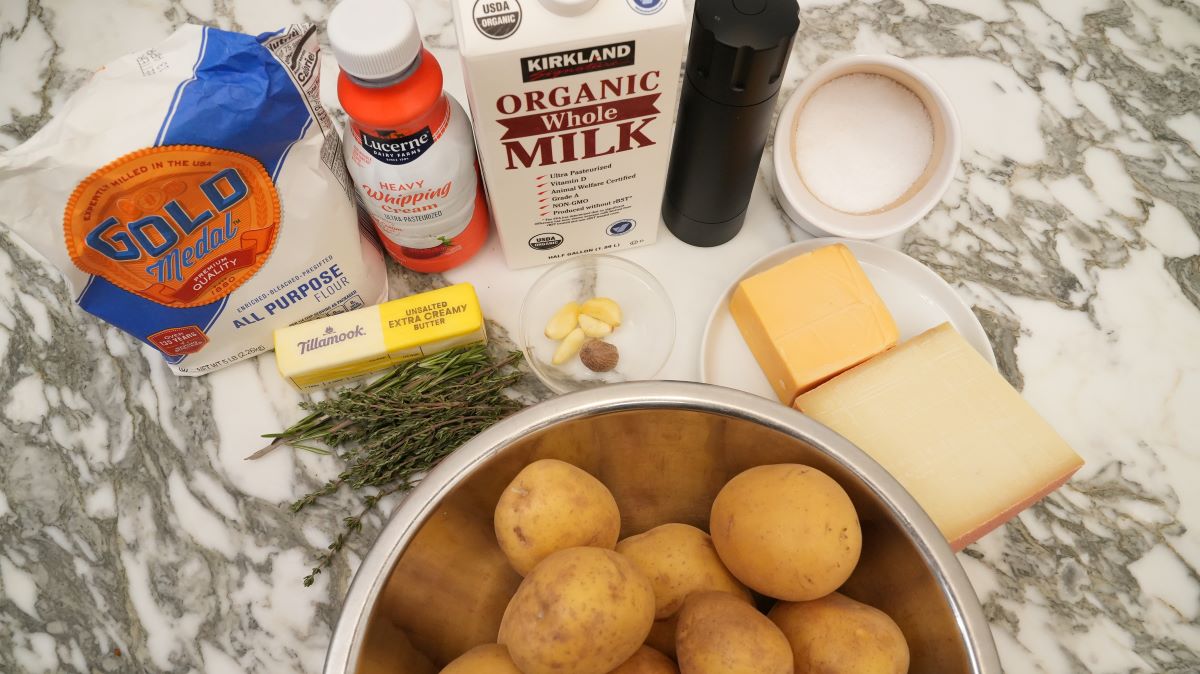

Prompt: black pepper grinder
xmin=662 ymin=0 xmax=800 ymax=247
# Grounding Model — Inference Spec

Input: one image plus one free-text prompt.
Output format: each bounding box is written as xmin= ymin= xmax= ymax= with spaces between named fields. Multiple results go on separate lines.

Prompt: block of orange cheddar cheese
xmin=794 ymin=323 xmax=1083 ymax=550
xmin=729 ymin=243 xmax=899 ymax=404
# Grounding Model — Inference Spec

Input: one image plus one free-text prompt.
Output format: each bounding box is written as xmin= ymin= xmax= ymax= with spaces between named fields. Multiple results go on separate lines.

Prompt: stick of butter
xmin=273 ymin=283 xmax=487 ymax=389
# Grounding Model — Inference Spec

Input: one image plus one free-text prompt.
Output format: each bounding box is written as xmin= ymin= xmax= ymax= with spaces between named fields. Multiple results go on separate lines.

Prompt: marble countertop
xmin=2 ymin=0 xmax=1198 ymax=671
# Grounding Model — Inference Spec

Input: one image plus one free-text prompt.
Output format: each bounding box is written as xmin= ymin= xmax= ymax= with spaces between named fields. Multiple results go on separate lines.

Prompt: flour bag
xmin=0 ymin=24 xmax=387 ymax=375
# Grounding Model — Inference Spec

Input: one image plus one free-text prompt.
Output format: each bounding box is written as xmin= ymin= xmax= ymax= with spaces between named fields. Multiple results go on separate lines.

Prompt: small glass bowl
xmin=520 ymin=255 xmax=675 ymax=394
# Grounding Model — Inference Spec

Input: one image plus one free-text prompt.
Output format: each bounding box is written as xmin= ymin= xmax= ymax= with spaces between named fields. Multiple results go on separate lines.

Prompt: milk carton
xmin=452 ymin=0 xmax=686 ymax=268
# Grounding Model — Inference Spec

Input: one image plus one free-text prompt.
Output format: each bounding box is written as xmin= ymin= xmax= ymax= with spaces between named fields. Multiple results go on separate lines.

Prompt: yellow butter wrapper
xmin=273 ymin=283 xmax=487 ymax=389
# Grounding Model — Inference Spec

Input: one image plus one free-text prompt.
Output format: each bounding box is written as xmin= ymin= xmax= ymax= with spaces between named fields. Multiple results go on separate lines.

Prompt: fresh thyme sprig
xmin=253 ymin=345 xmax=525 ymax=586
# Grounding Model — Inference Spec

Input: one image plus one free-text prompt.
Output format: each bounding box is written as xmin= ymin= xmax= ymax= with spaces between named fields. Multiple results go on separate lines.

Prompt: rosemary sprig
xmin=255 ymin=345 xmax=525 ymax=586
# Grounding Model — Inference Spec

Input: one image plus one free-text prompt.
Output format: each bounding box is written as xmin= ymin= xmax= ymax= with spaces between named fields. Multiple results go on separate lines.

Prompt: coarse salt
xmin=792 ymin=73 xmax=934 ymax=214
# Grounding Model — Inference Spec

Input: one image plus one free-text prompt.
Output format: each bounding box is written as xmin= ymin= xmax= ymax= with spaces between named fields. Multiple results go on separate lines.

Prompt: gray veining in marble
xmin=1 ymin=0 xmax=1199 ymax=672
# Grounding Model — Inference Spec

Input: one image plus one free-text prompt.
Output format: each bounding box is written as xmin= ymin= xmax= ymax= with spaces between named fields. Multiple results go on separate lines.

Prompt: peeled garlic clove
xmin=581 ymin=297 xmax=622 ymax=327
xmin=544 ymin=302 xmax=580 ymax=340
xmin=577 ymin=314 xmax=613 ymax=338
xmin=552 ymin=327 xmax=586 ymax=365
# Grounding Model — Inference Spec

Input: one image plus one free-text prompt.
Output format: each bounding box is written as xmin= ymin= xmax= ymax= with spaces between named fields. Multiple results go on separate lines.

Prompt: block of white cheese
xmin=794 ymin=323 xmax=1083 ymax=550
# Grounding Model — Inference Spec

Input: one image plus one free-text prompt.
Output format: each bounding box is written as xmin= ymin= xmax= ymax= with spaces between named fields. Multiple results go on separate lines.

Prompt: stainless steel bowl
xmin=325 ymin=382 xmax=1001 ymax=674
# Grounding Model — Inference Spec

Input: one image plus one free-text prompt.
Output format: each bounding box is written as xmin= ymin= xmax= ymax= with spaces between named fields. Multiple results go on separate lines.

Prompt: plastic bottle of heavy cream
xmin=328 ymin=0 xmax=489 ymax=272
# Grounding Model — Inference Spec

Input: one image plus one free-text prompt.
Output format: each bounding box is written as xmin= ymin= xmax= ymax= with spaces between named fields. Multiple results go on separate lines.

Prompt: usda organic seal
xmin=473 ymin=0 xmax=522 ymax=39
xmin=528 ymin=233 xmax=563 ymax=250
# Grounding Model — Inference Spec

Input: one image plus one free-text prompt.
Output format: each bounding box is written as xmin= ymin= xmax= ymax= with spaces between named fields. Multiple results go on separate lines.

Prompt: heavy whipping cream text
xmin=357 ymin=179 xmax=454 ymax=215
xmin=453 ymin=0 xmax=686 ymax=268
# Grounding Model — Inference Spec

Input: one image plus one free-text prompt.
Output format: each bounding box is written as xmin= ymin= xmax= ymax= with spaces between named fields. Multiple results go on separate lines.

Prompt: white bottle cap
xmin=539 ymin=0 xmax=598 ymax=16
xmin=327 ymin=0 xmax=423 ymax=81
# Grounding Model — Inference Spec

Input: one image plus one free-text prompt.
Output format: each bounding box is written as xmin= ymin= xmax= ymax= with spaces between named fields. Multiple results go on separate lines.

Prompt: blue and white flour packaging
xmin=0 ymin=24 xmax=388 ymax=375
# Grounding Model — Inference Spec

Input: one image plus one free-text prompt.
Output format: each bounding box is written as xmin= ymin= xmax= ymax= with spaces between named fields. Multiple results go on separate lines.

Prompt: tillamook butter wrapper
xmin=273 ymin=283 xmax=486 ymax=389
xmin=452 ymin=0 xmax=686 ymax=268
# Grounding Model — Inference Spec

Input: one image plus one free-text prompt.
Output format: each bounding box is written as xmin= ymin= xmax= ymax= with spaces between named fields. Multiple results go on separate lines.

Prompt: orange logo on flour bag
xmin=63 ymin=145 xmax=281 ymax=308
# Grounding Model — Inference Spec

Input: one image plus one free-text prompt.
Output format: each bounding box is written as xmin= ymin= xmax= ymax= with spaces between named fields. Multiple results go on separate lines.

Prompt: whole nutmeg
xmin=580 ymin=339 xmax=619 ymax=372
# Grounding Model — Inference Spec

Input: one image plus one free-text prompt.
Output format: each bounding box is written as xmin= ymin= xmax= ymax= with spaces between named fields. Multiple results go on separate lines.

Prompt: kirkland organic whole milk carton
xmin=452 ymin=0 xmax=686 ymax=268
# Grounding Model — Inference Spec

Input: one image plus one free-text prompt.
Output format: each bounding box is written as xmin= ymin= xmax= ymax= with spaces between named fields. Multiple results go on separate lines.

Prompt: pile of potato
xmin=438 ymin=459 xmax=910 ymax=674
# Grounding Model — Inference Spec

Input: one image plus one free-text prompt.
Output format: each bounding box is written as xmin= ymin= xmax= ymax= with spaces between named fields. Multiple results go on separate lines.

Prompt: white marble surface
xmin=2 ymin=0 xmax=1199 ymax=672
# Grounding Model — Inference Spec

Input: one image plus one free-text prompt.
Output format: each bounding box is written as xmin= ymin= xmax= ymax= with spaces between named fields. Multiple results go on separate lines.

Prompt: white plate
xmin=701 ymin=239 xmax=996 ymax=400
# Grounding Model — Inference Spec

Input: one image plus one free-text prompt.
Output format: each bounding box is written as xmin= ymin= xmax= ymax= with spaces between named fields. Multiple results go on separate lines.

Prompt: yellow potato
xmin=675 ymin=591 xmax=793 ymax=674
xmin=439 ymin=643 xmax=522 ymax=674
xmin=769 ymin=592 xmax=910 ymax=674
xmin=644 ymin=614 xmax=678 ymax=659
xmin=616 ymin=523 xmax=751 ymax=619
xmin=609 ymin=645 xmax=679 ymax=673
xmin=710 ymin=464 xmax=861 ymax=601
xmin=499 ymin=547 xmax=655 ymax=674
xmin=494 ymin=459 xmax=621 ymax=575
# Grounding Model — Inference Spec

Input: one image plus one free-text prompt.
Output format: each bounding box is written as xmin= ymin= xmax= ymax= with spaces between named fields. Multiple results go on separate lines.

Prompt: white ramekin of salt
xmin=772 ymin=55 xmax=960 ymax=239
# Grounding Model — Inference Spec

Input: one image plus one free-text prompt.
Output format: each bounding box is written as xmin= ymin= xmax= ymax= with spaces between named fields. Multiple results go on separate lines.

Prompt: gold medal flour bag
xmin=0 ymin=24 xmax=387 ymax=375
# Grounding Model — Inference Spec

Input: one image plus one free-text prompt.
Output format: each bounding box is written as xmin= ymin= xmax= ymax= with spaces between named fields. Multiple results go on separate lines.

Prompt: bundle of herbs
xmin=252 ymin=345 xmax=525 ymax=586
